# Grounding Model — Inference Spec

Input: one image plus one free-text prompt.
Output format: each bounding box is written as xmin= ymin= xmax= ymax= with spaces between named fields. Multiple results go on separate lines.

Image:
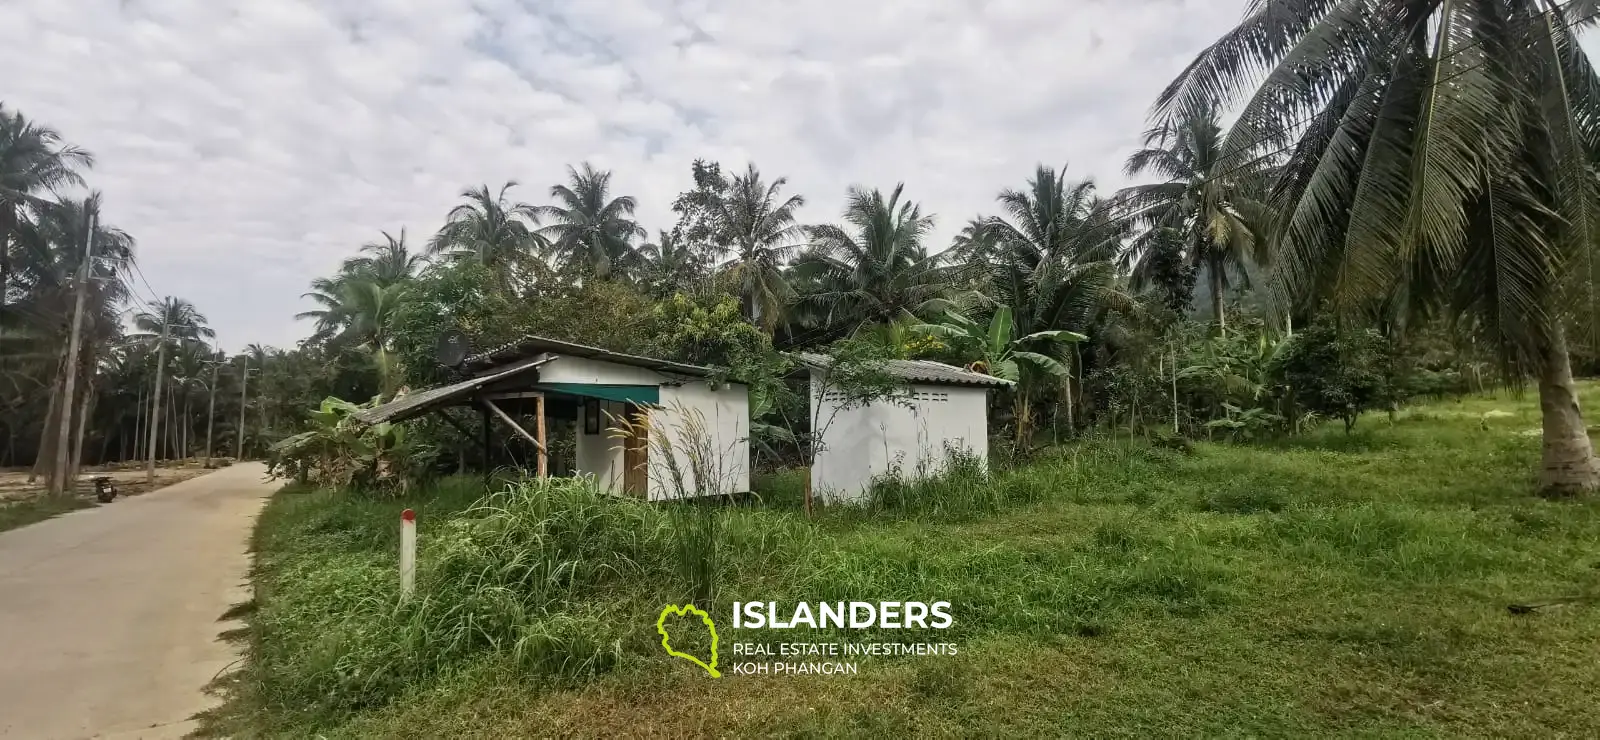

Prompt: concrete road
xmin=0 ymin=463 xmax=274 ymax=739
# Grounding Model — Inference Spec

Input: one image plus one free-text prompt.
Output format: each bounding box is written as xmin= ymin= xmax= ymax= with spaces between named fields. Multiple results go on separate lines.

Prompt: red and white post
xmin=399 ymin=508 xmax=416 ymax=601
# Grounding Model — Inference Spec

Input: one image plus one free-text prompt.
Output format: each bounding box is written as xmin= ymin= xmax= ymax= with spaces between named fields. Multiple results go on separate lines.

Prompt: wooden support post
xmin=483 ymin=398 xmax=546 ymax=454
xmin=535 ymin=395 xmax=547 ymax=478
xmin=481 ymin=401 xmax=492 ymax=489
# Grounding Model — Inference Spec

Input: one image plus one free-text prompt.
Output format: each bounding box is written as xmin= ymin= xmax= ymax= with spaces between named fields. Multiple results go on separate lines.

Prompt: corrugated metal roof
xmin=792 ymin=352 xmax=1014 ymax=388
xmin=462 ymin=335 xmax=718 ymax=377
xmin=350 ymin=357 xmax=550 ymax=425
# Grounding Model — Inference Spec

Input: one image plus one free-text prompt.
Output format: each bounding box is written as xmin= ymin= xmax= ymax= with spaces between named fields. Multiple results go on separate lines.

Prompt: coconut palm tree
xmin=984 ymin=165 xmax=1125 ymax=445
xmin=714 ymin=164 xmax=807 ymax=330
xmin=132 ymin=297 xmax=212 ymax=478
xmin=342 ymin=229 xmax=425 ymax=286
xmin=793 ymin=183 xmax=952 ymax=334
xmin=1117 ymin=107 xmax=1268 ymax=334
xmin=8 ymin=194 xmax=134 ymax=484
xmin=0 ymin=105 xmax=93 ymax=318
xmin=536 ymin=163 xmax=646 ymax=280
xmin=634 ymin=229 xmax=709 ymax=296
xmin=428 ymin=182 xmax=542 ymax=287
xmin=295 ymin=276 xmax=407 ymax=394
xmin=1157 ymin=0 xmax=1600 ymax=493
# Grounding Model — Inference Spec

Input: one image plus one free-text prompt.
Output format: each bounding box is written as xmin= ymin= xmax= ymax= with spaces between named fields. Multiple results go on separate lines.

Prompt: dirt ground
xmin=0 ymin=460 xmax=232 ymax=503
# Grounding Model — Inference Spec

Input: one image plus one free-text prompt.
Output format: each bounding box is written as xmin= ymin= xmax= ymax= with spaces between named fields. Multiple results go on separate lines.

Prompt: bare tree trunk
xmin=1014 ymin=391 xmax=1032 ymax=451
xmin=132 ymin=385 xmax=143 ymax=464
xmin=1171 ymin=342 xmax=1180 ymax=435
xmin=69 ymin=378 xmax=94 ymax=491
xmin=29 ymin=363 xmax=65 ymax=484
xmin=1538 ymin=326 xmax=1600 ymax=495
xmin=181 ymin=392 xmax=190 ymax=461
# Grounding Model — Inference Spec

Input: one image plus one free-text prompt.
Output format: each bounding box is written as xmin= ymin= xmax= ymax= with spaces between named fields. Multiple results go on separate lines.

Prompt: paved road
xmin=0 ymin=463 xmax=273 ymax=739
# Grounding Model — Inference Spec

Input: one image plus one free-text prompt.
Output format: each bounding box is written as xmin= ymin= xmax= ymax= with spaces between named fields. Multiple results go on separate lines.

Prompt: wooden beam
xmin=535 ymin=395 xmax=547 ymax=478
xmin=482 ymin=398 xmax=546 ymax=453
xmin=482 ymin=391 xmax=546 ymax=401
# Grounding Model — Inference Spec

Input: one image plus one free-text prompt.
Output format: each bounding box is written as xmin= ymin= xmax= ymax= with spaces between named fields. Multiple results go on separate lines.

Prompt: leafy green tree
xmin=1271 ymin=316 xmax=1392 ymax=434
xmin=793 ymin=183 xmax=953 ymax=334
xmin=1159 ymin=0 xmax=1600 ymax=492
xmin=634 ymin=229 xmax=709 ymax=297
xmin=1118 ymin=107 xmax=1266 ymax=334
xmin=536 ymin=163 xmax=646 ymax=280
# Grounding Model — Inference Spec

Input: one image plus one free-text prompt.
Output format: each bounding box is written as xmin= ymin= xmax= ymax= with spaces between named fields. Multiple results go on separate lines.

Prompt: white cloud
xmin=1 ymin=0 xmax=1246 ymax=350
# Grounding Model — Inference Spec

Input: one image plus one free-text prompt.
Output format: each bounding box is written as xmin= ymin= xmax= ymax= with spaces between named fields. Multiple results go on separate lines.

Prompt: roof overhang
xmin=350 ymin=357 xmax=551 ymax=425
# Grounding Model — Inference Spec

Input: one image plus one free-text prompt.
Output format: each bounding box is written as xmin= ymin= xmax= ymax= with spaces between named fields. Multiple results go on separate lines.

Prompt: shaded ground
xmin=0 ymin=463 xmax=272 ymax=739
xmin=0 ymin=462 xmax=222 ymax=503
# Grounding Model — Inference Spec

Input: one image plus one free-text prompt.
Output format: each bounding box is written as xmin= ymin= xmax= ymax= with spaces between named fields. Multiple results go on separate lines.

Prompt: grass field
xmin=209 ymin=386 xmax=1600 ymax=738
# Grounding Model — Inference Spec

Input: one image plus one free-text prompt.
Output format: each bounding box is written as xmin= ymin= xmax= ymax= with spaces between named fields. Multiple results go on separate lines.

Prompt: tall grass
xmin=223 ymin=386 xmax=1600 ymax=738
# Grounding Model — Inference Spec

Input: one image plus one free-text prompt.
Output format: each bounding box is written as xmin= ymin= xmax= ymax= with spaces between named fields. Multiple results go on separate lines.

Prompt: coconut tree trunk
xmin=69 ymin=378 xmax=94 ymax=490
xmin=1537 ymin=326 xmax=1600 ymax=495
xmin=1013 ymin=388 xmax=1032 ymax=451
xmin=1209 ymin=258 xmax=1226 ymax=336
xmin=29 ymin=359 xmax=66 ymax=484
xmin=0 ymin=203 xmax=14 ymax=322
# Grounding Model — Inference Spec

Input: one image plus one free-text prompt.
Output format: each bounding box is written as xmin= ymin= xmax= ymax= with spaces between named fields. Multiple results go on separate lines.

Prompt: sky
xmin=2 ymin=0 xmax=1247 ymax=352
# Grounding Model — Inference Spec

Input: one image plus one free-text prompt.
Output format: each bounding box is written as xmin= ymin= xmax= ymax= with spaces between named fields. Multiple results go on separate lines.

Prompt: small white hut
xmin=795 ymin=353 xmax=1013 ymax=503
xmin=353 ymin=336 xmax=749 ymax=499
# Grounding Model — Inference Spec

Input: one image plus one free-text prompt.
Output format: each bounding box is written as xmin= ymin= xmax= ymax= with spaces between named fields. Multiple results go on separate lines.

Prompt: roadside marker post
xmin=400 ymin=509 xmax=416 ymax=601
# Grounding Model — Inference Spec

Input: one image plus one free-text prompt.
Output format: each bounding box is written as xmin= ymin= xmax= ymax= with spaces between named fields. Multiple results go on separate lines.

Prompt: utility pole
xmin=145 ymin=308 xmax=170 ymax=484
xmin=49 ymin=212 xmax=95 ymax=495
xmin=203 ymin=348 xmax=220 ymax=468
xmin=236 ymin=358 xmax=251 ymax=461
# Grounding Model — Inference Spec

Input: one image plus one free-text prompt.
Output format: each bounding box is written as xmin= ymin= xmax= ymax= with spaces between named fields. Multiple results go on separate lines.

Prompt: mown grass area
xmin=211 ymin=386 xmax=1600 ymax=738
xmin=0 ymin=494 xmax=93 ymax=534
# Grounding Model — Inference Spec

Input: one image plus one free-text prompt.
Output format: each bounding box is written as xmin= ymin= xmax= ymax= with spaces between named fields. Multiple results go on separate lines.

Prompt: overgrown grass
xmin=214 ymin=386 xmax=1600 ymax=738
xmin=0 ymin=495 xmax=94 ymax=534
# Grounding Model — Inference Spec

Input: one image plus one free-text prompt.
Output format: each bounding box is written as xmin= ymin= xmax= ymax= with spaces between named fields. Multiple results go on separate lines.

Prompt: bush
xmin=266 ymin=395 xmax=437 ymax=495
xmin=1271 ymin=316 xmax=1395 ymax=433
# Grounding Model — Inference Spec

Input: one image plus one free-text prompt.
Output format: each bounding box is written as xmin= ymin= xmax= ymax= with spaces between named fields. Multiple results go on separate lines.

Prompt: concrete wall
xmin=811 ymin=372 xmax=990 ymax=504
xmin=574 ymin=399 xmax=628 ymax=495
xmin=648 ymin=381 xmax=751 ymax=500
xmin=549 ymin=355 xmax=750 ymax=499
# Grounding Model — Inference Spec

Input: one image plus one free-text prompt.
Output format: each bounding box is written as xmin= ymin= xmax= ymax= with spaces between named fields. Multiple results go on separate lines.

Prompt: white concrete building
xmin=353 ymin=336 xmax=749 ymax=499
xmin=796 ymin=354 xmax=1012 ymax=504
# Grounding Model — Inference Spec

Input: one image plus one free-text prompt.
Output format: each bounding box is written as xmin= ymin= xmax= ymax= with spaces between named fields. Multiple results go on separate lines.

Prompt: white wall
xmin=574 ymin=399 xmax=627 ymax=495
xmin=648 ymin=381 xmax=751 ymax=500
xmin=811 ymin=372 xmax=990 ymax=504
xmin=537 ymin=356 xmax=669 ymax=386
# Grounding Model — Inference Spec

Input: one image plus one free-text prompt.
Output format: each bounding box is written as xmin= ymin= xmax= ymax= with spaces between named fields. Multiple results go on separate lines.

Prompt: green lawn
xmin=210 ymin=386 xmax=1600 ymax=738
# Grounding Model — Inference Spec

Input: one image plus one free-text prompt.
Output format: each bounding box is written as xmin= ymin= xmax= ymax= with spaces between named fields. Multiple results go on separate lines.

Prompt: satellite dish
xmin=435 ymin=330 xmax=472 ymax=368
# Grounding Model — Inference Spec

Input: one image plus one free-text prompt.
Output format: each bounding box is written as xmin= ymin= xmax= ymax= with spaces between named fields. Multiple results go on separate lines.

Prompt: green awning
xmin=535 ymin=383 xmax=659 ymax=405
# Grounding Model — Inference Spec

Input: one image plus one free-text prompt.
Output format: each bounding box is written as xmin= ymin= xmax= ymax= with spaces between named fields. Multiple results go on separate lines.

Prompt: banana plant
xmin=911 ymin=306 xmax=1086 ymax=381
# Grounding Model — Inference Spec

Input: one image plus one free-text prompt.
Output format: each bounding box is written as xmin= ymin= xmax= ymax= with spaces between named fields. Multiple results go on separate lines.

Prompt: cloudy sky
xmin=3 ymin=0 xmax=1245 ymax=351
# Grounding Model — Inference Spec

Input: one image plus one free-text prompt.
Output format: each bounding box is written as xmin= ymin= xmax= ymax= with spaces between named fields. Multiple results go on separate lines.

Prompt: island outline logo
xmin=657 ymin=603 xmax=721 ymax=677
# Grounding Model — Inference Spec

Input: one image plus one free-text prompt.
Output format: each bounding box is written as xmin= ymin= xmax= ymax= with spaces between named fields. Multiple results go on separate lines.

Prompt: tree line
xmin=7 ymin=0 xmax=1600 ymax=494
